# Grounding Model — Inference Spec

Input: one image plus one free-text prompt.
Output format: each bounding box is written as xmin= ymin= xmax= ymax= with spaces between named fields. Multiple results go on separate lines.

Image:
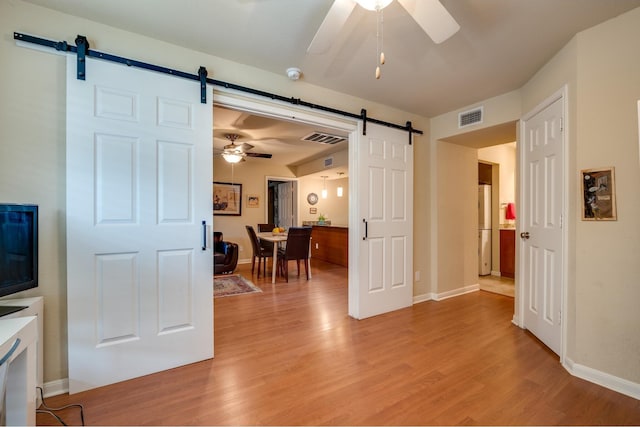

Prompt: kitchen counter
xmin=310 ymin=225 xmax=348 ymax=267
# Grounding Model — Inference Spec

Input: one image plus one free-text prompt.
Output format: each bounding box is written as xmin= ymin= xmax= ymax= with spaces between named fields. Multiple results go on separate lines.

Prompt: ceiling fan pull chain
xmin=379 ymin=8 xmax=385 ymax=65
xmin=375 ymin=7 xmax=385 ymax=80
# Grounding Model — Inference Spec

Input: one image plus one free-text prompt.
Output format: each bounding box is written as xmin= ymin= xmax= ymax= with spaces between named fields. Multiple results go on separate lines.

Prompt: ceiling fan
xmin=218 ymin=133 xmax=273 ymax=163
xmin=308 ymin=0 xmax=460 ymax=68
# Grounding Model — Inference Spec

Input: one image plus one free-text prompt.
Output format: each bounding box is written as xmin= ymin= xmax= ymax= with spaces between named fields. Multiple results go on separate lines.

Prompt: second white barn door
xmin=66 ymin=56 xmax=213 ymax=393
xmin=352 ymin=123 xmax=414 ymax=319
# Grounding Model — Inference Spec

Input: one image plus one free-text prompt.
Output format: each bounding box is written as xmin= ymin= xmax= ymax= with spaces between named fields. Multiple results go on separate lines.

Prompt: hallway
xmin=479 ymin=274 xmax=515 ymax=297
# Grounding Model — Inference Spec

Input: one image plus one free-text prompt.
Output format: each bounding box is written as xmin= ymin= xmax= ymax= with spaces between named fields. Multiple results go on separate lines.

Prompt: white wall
xmin=298 ymin=176 xmax=349 ymax=226
xmin=572 ymin=7 xmax=640 ymax=384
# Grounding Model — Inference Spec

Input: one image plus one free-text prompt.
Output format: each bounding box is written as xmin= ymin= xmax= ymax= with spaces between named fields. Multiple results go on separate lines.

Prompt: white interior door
xmin=351 ymin=123 xmax=413 ymax=319
xmin=520 ymin=94 xmax=564 ymax=355
xmin=66 ymin=56 xmax=213 ymax=393
xmin=277 ymin=181 xmax=295 ymax=228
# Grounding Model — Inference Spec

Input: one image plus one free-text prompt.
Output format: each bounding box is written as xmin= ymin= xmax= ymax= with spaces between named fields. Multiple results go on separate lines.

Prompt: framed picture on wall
xmin=581 ymin=167 xmax=616 ymax=221
xmin=247 ymin=194 xmax=259 ymax=208
xmin=213 ymin=182 xmax=242 ymax=216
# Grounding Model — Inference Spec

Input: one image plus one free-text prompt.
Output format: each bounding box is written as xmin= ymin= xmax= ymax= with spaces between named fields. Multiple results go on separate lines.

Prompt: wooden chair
xmin=257 ymin=223 xmax=275 ymax=232
xmin=246 ymin=225 xmax=273 ymax=278
xmin=257 ymin=223 xmax=275 ymax=254
xmin=277 ymin=227 xmax=312 ymax=282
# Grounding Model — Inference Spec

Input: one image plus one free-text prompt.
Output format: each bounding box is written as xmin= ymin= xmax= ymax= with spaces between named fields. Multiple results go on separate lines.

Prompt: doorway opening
xmin=266 ymin=177 xmax=298 ymax=229
xmin=477 ymin=150 xmax=516 ymax=299
xmin=212 ymin=91 xmax=356 ymax=310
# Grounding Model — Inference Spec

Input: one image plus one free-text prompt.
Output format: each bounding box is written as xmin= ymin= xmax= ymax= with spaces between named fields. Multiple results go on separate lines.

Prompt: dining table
xmin=257 ymin=231 xmax=312 ymax=284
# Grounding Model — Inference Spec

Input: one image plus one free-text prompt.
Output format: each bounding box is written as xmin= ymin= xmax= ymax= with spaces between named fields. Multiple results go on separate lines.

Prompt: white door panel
xmin=353 ymin=124 xmax=413 ymax=319
xmin=521 ymin=95 xmax=564 ymax=355
xmin=67 ymin=56 xmax=213 ymax=393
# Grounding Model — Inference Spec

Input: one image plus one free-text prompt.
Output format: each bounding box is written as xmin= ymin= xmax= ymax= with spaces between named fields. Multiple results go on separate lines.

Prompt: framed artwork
xmin=581 ymin=167 xmax=616 ymax=221
xmin=247 ymin=194 xmax=259 ymax=208
xmin=213 ymin=182 xmax=242 ymax=216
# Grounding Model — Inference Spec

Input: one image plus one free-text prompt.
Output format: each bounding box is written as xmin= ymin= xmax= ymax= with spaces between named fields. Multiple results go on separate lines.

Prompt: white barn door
xmin=66 ymin=56 xmax=213 ymax=393
xmin=351 ymin=123 xmax=413 ymax=319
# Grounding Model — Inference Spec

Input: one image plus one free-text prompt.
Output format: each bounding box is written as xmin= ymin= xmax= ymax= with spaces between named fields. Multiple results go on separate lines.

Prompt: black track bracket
xmin=361 ymin=109 xmax=368 ymax=136
xmin=75 ymin=35 xmax=89 ymax=80
xmin=198 ymin=66 xmax=208 ymax=104
xmin=406 ymin=121 xmax=414 ymax=145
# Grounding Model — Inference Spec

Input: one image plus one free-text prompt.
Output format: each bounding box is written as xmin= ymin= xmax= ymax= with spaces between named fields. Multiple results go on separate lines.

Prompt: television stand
xmin=0 ymin=297 xmax=43 ymax=410
xmin=0 ymin=306 xmax=27 ymax=318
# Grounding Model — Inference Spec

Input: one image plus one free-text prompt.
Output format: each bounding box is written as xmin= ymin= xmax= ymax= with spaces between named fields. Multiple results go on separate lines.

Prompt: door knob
xmin=520 ymin=231 xmax=530 ymax=240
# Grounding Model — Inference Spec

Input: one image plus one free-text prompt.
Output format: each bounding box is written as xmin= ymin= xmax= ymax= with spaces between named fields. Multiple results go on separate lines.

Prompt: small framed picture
xmin=309 ymin=207 xmax=317 ymax=214
xmin=213 ymin=182 xmax=242 ymax=216
xmin=247 ymin=194 xmax=259 ymax=208
xmin=581 ymin=167 xmax=617 ymax=221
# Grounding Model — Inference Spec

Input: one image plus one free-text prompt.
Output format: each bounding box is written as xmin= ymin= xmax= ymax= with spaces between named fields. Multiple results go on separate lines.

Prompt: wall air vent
xmin=458 ymin=106 xmax=484 ymax=128
xmin=302 ymin=132 xmax=346 ymax=145
xmin=324 ymin=157 xmax=333 ymax=168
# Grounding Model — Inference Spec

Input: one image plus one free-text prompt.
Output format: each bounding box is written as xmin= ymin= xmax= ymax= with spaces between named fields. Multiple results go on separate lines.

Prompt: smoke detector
xmin=286 ymin=67 xmax=302 ymax=81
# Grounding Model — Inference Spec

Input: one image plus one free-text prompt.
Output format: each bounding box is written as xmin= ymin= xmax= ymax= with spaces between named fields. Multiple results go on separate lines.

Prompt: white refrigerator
xmin=478 ymin=184 xmax=492 ymax=276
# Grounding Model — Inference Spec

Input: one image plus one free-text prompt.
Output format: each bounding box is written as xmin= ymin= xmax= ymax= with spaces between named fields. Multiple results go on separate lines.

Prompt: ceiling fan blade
xmin=307 ymin=0 xmax=357 ymax=54
xmin=245 ymin=152 xmax=273 ymax=159
xmin=240 ymin=142 xmax=254 ymax=151
xmin=397 ymin=0 xmax=460 ymax=44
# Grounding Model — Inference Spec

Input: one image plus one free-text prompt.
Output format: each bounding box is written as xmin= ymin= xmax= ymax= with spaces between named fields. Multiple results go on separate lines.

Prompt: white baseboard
xmin=564 ymin=358 xmax=640 ymax=400
xmin=490 ymin=270 xmax=501 ymax=277
xmin=43 ymin=378 xmax=68 ymax=398
xmin=413 ymin=285 xmax=480 ymax=303
xmin=434 ymin=284 xmax=479 ymax=301
xmin=413 ymin=293 xmax=434 ymax=304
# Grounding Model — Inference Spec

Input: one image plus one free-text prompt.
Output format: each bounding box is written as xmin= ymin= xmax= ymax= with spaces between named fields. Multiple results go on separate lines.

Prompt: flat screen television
xmin=0 ymin=204 xmax=38 ymax=300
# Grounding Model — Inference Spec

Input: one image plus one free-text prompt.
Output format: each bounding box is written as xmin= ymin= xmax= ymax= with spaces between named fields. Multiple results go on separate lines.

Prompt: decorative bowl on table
xmin=272 ymin=227 xmax=286 ymax=236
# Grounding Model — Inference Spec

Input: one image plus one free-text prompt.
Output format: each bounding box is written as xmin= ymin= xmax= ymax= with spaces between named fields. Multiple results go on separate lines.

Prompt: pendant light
xmin=336 ymin=172 xmax=345 ymax=197
xmin=321 ymin=176 xmax=328 ymax=199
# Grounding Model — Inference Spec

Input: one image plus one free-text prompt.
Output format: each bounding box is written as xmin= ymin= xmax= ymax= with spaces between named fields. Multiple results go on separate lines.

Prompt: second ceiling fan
xmin=220 ymin=133 xmax=273 ymax=164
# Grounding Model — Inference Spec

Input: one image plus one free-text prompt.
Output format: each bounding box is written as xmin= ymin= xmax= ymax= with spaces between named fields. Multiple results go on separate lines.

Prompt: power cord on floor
xmin=35 ymin=387 xmax=85 ymax=426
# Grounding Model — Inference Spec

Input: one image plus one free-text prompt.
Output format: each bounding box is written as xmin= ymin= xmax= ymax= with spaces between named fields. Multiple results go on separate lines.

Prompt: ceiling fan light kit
xmin=221 ymin=152 xmax=244 ymax=164
xmin=355 ymin=0 xmax=393 ymax=11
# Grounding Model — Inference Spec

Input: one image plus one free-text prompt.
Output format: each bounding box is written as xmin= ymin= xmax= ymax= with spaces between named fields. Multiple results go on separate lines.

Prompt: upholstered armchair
xmin=213 ymin=232 xmax=239 ymax=275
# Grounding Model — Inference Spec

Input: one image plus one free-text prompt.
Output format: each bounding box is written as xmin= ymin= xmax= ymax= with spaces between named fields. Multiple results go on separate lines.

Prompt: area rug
xmin=214 ymin=274 xmax=262 ymax=298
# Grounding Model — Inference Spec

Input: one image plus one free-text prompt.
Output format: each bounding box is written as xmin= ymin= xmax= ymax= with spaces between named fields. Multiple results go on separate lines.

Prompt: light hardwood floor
xmin=478 ymin=274 xmax=515 ymax=297
xmin=38 ymin=260 xmax=640 ymax=425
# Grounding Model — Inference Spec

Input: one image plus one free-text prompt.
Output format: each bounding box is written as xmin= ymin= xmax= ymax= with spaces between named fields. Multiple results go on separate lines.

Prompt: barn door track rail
xmin=14 ymin=32 xmax=421 ymax=142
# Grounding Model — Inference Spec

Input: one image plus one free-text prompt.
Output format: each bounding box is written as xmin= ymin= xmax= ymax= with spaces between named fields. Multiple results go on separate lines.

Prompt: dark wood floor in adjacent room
xmin=38 ymin=260 xmax=640 ymax=425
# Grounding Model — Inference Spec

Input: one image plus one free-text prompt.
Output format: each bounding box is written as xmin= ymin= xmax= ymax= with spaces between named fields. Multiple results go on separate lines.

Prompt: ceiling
xmin=212 ymin=105 xmax=349 ymax=169
xmin=23 ymin=0 xmax=640 ymax=164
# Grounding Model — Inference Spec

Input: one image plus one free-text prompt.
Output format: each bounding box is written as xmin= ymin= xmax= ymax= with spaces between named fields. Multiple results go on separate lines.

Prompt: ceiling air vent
xmin=302 ymin=132 xmax=346 ymax=145
xmin=458 ymin=106 xmax=484 ymax=128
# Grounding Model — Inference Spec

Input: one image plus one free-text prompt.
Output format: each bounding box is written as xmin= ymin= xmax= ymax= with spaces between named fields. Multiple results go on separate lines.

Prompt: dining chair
xmin=277 ymin=226 xmax=312 ymax=282
xmin=257 ymin=223 xmax=276 ymax=232
xmin=257 ymin=223 xmax=276 ymax=252
xmin=246 ymin=225 xmax=273 ymax=278
xmin=256 ymin=223 xmax=276 ymax=258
